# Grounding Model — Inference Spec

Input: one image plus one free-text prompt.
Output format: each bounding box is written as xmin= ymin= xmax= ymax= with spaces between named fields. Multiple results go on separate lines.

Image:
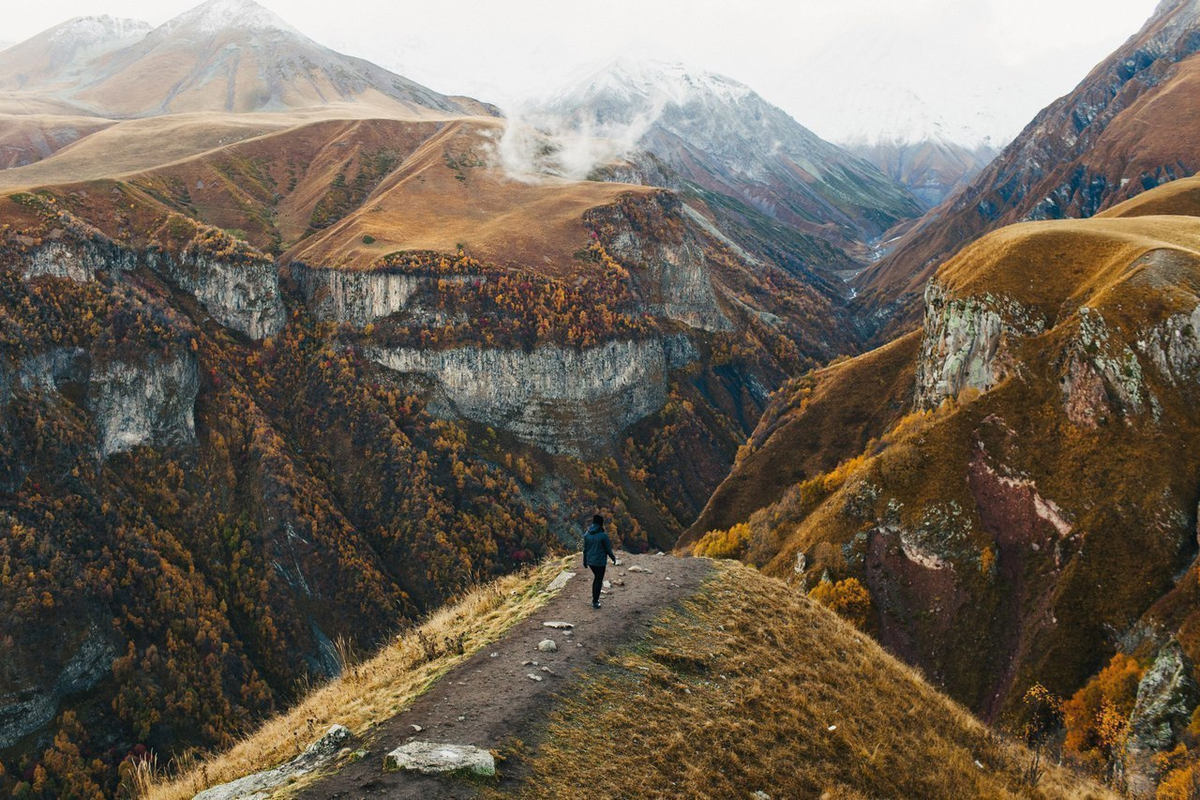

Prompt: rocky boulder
xmin=383 ymin=741 xmax=496 ymax=777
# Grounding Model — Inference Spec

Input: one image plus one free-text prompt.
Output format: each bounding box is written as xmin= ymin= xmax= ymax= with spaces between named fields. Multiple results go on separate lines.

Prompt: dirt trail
xmin=303 ymin=552 xmax=712 ymax=798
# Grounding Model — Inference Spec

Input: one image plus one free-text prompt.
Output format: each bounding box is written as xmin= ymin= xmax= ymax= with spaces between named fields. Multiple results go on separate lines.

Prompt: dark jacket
xmin=583 ymin=524 xmax=616 ymax=567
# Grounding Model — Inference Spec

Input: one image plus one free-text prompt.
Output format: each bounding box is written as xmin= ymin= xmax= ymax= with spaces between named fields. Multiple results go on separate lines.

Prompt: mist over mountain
xmin=521 ymin=57 xmax=922 ymax=250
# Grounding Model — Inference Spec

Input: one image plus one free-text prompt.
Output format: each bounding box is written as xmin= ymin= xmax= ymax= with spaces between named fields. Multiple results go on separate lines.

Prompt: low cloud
xmin=489 ymin=99 xmax=664 ymax=183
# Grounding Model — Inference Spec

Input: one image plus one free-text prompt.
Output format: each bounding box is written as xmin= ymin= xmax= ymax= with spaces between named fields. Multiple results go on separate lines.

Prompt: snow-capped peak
xmin=555 ymin=56 xmax=754 ymax=109
xmin=803 ymin=81 xmax=999 ymax=151
xmin=48 ymin=15 xmax=151 ymax=46
xmin=159 ymin=0 xmax=299 ymax=37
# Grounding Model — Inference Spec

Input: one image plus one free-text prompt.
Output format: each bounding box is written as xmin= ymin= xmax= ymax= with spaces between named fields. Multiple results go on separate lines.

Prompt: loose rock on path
xmin=303 ymin=552 xmax=711 ymax=798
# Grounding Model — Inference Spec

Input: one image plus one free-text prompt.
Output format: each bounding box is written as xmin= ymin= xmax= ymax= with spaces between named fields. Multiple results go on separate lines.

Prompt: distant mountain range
xmin=537 ymin=57 xmax=923 ymax=247
xmin=0 ymin=0 xmax=478 ymax=117
xmin=856 ymin=0 xmax=1200 ymax=334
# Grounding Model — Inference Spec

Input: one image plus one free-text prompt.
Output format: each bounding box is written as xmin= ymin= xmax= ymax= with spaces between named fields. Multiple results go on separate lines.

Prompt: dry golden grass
xmin=524 ymin=561 xmax=1111 ymax=799
xmin=0 ymin=105 xmax=482 ymax=192
xmin=1102 ymin=174 xmax=1200 ymax=220
xmin=144 ymin=556 xmax=574 ymax=800
xmin=936 ymin=214 xmax=1200 ymax=317
xmin=286 ymin=119 xmax=652 ymax=272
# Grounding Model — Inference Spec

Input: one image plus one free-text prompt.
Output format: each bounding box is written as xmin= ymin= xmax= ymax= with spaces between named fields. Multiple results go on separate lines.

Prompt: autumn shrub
xmin=1062 ymin=652 xmax=1144 ymax=775
xmin=693 ymin=523 xmax=752 ymax=559
xmin=808 ymin=576 xmax=873 ymax=630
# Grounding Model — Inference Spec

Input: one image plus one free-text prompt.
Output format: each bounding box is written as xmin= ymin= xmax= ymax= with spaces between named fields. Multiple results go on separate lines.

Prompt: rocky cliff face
xmin=586 ymin=194 xmax=732 ymax=333
xmin=149 ymin=250 xmax=284 ymax=339
xmin=369 ymin=336 xmax=696 ymax=453
xmin=913 ymin=281 xmax=1043 ymax=409
xmin=292 ymin=264 xmax=425 ymax=326
xmin=0 ymin=625 xmax=116 ymax=751
xmin=1061 ymin=309 xmax=1150 ymax=427
xmin=21 ymin=238 xmax=135 ymax=282
xmin=1124 ymin=641 xmax=1200 ymax=797
xmin=20 ymin=235 xmax=284 ymax=340
xmin=89 ymin=350 xmax=199 ymax=458
xmin=856 ymin=0 xmax=1200 ymax=332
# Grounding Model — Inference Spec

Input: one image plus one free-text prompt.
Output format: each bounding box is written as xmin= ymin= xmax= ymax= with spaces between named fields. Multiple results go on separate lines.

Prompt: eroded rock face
xmin=914 ymin=282 xmax=1041 ymax=410
xmin=1061 ymin=309 xmax=1148 ymax=427
xmin=149 ymin=251 xmax=284 ymax=339
xmin=89 ymin=350 xmax=199 ymax=458
xmin=293 ymin=264 xmax=428 ymax=326
xmin=369 ymin=336 xmax=696 ymax=453
xmin=19 ymin=238 xmax=284 ymax=340
xmin=589 ymin=195 xmax=732 ymax=333
xmin=3 ymin=347 xmax=89 ymax=399
xmin=1138 ymin=304 xmax=1200 ymax=386
xmin=0 ymin=625 xmax=115 ymax=750
xmin=1124 ymin=641 xmax=1200 ymax=798
xmin=21 ymin=239 xmax=136 ymax=282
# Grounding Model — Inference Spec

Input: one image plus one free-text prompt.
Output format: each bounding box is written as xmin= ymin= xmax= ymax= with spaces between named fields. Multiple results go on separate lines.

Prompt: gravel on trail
xmin=303 ymin=552 xmax=712 ymax=798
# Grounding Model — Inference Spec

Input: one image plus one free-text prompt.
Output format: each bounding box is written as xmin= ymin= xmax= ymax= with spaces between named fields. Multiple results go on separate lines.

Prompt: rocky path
xmin=301 ymin=552 xmax=712 ymax=798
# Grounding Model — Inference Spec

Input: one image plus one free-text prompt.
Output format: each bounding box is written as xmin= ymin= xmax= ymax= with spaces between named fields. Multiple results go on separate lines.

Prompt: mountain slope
xmin=539 ymin=58 xmax=923 ymax=250
xmin=686 ymin=176 xmax=1200 ymax=791
xmin=821 ymin=82 xmax=1001 ymax=208
xmin=149 ymin=557 xmax=1108 ymax=800
xmin=856 ymin=0 xmax=1200 ymax=332
xmin=0 ymin=0 xmax=477 ymax=118
xmin=0 ymin=99 xmax=870 ymax=791
xmin=847 ymin=138 xmax=998 ymax=210
xmin=0 ymin=15 xmax=151 ymax=95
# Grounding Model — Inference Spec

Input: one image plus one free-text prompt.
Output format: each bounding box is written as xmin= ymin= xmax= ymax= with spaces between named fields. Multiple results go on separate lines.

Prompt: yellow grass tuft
xmin=524 ymin=561 xmax=1112 ymax=799
xmin=143 ymin=556 xmax=574 ymax=799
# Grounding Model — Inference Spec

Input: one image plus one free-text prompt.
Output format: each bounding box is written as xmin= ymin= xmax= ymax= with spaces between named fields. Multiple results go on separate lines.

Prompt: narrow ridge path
xmin=304 ymin=552 xmax=712 ymax=798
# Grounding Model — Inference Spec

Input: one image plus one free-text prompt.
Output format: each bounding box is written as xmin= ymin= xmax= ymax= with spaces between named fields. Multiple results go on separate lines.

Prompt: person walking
xmin=583 ymin=514 xmax=617 ymax=609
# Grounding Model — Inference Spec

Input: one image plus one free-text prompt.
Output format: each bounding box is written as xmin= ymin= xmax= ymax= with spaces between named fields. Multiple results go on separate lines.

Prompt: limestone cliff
xmin=148 ymin=250 xmax=284 ymax=339
xmin=19 ymin=237 xmax=283 ymax=340
xmin=586 ymin=193 xmax=733 ymax=333
xmin=89 ymin=350 xmax=199 ymax=458
xmin=0 ymin=625 xmax=116 ymax=751
xmin=914 ymin=281 xmax=1043 ymax=410
xmin=293 ymin=264 xmax=424 ymax=326
xmin=368 ymin=337 xmax=696 ymax=453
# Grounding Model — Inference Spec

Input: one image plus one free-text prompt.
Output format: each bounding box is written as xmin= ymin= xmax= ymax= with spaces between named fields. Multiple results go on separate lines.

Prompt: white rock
xmin=628 ymin=566 xmax=653 ymax=574
xmin=543 ymin=621 xmax=574 ymax=629
xmin=546 ymin=570 xmax=576 ymax=592
xmin=527 ymin=674 xmax=543 ymax=682
xmin=410 ymin=724 xmax=423 ymax=733
xmin=538 ymin=639 xmax=558 ymax=652
xmin=383 ymin=742 xmax=496 ymax=777
xmin=195 ymin=724 xmax=350 ymax=800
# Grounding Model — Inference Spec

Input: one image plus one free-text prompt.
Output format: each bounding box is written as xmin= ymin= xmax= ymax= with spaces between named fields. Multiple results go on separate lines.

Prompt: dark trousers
xmin=589 ymin=564 xmax=606 ymax=604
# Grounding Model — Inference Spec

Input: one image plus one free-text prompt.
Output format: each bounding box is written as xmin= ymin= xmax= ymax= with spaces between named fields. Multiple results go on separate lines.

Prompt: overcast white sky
xmin=2 ymin=0 xmax=1164 ymax=144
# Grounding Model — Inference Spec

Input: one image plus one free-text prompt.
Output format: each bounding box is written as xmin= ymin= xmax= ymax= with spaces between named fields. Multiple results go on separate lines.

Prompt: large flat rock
xmin=383 ymin=741 xmax=495 ymax=777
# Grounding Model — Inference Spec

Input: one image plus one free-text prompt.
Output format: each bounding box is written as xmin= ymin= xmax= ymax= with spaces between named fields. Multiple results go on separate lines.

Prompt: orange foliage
xmin=1062 ymin=652 xmax=1143 ymax=771
xmin=808 ymin=577 xmax=873 ymax=630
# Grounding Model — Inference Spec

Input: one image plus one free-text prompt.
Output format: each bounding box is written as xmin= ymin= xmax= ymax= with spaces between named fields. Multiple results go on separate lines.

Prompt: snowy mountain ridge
xmin=159 ymin=0 xmax=300 ymax=38
xmin=48 ymin=15 xmax=152 ymax=46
